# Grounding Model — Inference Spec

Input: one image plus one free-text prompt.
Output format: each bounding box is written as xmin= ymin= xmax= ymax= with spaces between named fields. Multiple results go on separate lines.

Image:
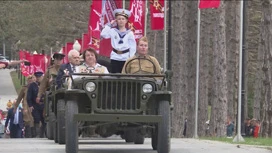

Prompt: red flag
xmin=65 ymin=42 xmax=73 ymax=63
xmin=32 ymin=54 xmax=45 ymax=73
xmin=150 ymin=0 xmax=164 ymax=30
xmin=82 ymin=33 xmax=90 ymax=51
xmin=25 ymin=52 xmax=34 ymax=76
xmin=62 ymin=46 xmax=66 ymax=63
xmin=19 ymin=50 xmax=28 ymax=76
xmin=128 ymin=0 xmax=146 ymax=40
xmin=199 ymin=0 xmax=220 ymax=9
xmin=99 ymin=0 xmax=122 ymax=57
xmin=76 ymin=39 xmax=83 ymax=53
xmin=89 ymin=1 xmax=102 ymax=51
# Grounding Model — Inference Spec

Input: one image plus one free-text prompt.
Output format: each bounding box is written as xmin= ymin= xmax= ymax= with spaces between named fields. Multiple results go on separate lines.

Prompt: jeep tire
xmin=65 ymin=100 xmax=78 ymax=153
xmin=57 ymin=99 xmax=65 ymax=144
xmin=157 ymin=100 xmax=170 ymax=153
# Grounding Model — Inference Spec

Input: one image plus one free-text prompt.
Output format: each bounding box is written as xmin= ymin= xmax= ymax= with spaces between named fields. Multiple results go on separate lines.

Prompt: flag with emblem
xmin=128 ymin=0 xmax=146 ymax=40
xmin=150 ymin=0 xmax=164 ymax=30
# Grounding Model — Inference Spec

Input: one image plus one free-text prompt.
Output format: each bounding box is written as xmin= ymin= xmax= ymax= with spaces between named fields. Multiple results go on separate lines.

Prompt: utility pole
xmin=3 ymin=36 xmax=5 ymax=57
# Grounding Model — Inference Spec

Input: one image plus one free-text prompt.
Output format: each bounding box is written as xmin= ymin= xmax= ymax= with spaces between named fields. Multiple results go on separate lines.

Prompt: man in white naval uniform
xmin=101 ymin=9 xmax=136 ymax=73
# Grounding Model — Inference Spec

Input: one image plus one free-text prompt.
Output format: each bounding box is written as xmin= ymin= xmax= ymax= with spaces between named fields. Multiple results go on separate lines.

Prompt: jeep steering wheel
xmin=124 ymin=57 xmax=156 ymax=74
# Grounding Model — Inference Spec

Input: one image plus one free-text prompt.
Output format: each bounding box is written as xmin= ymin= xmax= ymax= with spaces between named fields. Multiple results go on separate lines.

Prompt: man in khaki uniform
xmin=36 ymin=53 xmax=65 ymax=101
xmin=35 ymin=53 xmax=64 ymax=138
xmin=122 ymin=36 xmax=161 ymax=75
xmin=14 ymin=75 xmax=36 ymax=138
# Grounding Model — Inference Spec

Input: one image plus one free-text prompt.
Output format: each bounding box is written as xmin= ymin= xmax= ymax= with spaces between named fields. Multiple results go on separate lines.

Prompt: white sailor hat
xmin=113 ymin=9 xmax=131 ymax=18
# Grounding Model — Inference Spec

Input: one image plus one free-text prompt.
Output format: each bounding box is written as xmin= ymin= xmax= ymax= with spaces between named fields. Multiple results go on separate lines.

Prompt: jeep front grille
xmin=96 ymin=80 xmax=142 ymax=113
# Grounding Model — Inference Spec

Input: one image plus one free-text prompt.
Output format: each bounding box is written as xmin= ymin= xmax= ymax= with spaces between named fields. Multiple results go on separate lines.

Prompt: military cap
xmin=52 ymin=52 xmax=65 ymax=60
xmin=113 ymin=9 xmax=131 ymax=19
xmin=34 ymin=71 xmax=44 ymax=77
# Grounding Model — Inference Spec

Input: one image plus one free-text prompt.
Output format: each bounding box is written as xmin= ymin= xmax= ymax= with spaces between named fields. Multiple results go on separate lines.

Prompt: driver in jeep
xmin=121 ymin=36 xmax=161 ymax=75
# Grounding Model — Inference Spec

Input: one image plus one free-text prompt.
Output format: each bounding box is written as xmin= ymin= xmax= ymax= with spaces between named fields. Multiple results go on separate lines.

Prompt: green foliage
xmin=0 ymin=1 xmax=90 ymax=56
xmin=201 ymin=137 xmax=272 ymax=147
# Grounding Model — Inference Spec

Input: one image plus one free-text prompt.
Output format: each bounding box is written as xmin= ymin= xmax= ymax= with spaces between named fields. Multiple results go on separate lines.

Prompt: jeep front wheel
xmin=65 ymin=100 xmax=78 ymax=153
xmin=157 ymin=100 xmax=171 ymax=153
xmin=57 ymin=99 xmax=66 ymax=144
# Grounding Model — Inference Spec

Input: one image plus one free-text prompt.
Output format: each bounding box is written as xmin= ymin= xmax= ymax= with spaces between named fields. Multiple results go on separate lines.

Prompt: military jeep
xmin=52 ymin=64 xmax=172 ymax=153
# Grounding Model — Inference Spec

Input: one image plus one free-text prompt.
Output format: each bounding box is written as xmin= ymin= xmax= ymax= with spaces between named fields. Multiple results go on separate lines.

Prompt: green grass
xmin=10 ymin=70 xmax=23 ymax=94
xmin=201 ymin=137 xmax=272 ymax=148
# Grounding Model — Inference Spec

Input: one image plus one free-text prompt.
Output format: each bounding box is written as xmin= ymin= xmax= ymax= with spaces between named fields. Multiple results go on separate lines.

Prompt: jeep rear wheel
xmin=53 ymin=115 xmax=58 ymax=143
xmin=134 ymin=134 xmax=145 ymax=144
xmin=157 ymin=100 xmax=171 ymax=153
xmin=57 ymin=99 xmax=65 ymax=144
xmin=151 ymin=125 xmax=158 ymax=150
xmin=124 ymin=130 xmax=135 ymax=143
xmin=65 ymin=100 xmax=78 ymax=153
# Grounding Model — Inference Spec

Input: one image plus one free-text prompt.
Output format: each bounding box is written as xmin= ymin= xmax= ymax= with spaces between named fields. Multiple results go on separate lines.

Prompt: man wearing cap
xmin=37 ymin=53 xmax=65 ymax=102
xmin=101 ymin=8 xmax=136 ymax=73
xmin=27 ymin=71 xmax=44 ymax=138
xmin=56 ymin=49 xmax=80 ymax=89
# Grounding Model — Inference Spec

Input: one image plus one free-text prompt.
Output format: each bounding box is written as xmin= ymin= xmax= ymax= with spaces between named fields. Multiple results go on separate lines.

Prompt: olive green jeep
xmin=52 ymin=63 xmax=172 ymax=153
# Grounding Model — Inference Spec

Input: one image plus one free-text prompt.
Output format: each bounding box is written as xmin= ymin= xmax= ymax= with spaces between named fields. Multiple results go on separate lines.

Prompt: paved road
xmin=0 ymin=69 xmax=18 ymax=110
xmin=0 ymin=138 xmax=270 ymax=153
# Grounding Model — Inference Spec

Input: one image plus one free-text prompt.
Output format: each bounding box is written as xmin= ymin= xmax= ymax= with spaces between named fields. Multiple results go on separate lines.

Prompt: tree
xmin=208 ymin=1 xmax=228 ymax=137
xmin=260 ymin=0 xmax=272 ymax=137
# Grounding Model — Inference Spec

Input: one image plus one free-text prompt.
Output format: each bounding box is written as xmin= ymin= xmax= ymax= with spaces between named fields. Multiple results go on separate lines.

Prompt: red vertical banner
xmin=99 ymin=0 xmax=122 ymax=57
xmin=89 ymin=1 xmax=102 ymax=51
xmin=62 ymin=46 xmax=67 ymax=63
xmin=76 ymin=38 xmax=83 ymax=53
xmin=150 ymin=0 xmax=164 ymax=30
xmin=82 ymin=33 xmax=90 ymax=52
xmin=128 ymin=0 xmax=146 ymax=40
xmin=19 ymin=50 xmax=28 ymax=76
xmin=25 ymin=52 xmax=34 ymax=76
xmin=32 ymin=54 xmax=45 ymax=73
xmin=65 ymin=42 xmax=73 ymax=63
xmin=199 ymin=0 xmax=220 ymax=9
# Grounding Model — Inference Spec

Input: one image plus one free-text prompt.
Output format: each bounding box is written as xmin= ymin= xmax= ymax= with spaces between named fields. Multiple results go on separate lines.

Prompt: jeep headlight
xmin=142 ymin=84 xmax=153 ymax=93
xmin=85 ymin=82 xmax=96 ymax=92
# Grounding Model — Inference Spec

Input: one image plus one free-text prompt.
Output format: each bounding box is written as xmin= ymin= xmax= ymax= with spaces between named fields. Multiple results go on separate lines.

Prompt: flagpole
xmin=163 ymin=0 xmax=167 ymax=72
xmin=194 ymin=0 xmax=201 ymax=139
xmin=123 ymin=0 xmax=125 ymax=9
xmin=144 ymin=0 xmax=148 ymax=36
xmin=233 ymin=0 xmax=245 ymax=143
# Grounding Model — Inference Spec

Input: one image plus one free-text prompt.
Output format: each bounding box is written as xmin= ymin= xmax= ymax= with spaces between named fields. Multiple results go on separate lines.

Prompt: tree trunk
xmin=198 ymin=8 xmax=212 ymax=137
xmin=171 ymin=1 xmax=197 ymax=138
xmin=261 ymin=0 xmax=272 ymax=137
xmin=209 ymin=1 xmax=228 ymax=137
xmin=225 ymin=1 xmax=240 ymax=122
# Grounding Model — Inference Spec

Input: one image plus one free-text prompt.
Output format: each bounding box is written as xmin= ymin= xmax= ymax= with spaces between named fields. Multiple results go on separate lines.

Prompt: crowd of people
xmin=0 ymin=8 xmax=162 ymax=139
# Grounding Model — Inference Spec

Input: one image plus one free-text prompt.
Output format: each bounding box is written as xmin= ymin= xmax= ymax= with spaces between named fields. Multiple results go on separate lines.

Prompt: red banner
xmin=62 ymin=46 xmax=66 ymax=63
xmin=150 ymin=0 xmax=164 ymax=30
xmin=65 ymin=42 xmax=73 ymax=63
xmin=82 ymin=33 xmax=90 ymax=52
xmin=19 ymin=50 xmax=28 ymax=77
xmin=99 ymin=0 xmax=122 ymax=57
xmin=89 ymin=2 xmax=102 ymax=51
xmin=32 ymin=54 xmax=45 ymax=73
xmin=76 ymin=38 xmax=83 ymax=53
xmin=25 ymin=52 xmax=34 ymax=76
xmin=199 ymin=0 xmax=220 ymax=9
xmin=128 ymin=0 xmax=146 ymax=40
